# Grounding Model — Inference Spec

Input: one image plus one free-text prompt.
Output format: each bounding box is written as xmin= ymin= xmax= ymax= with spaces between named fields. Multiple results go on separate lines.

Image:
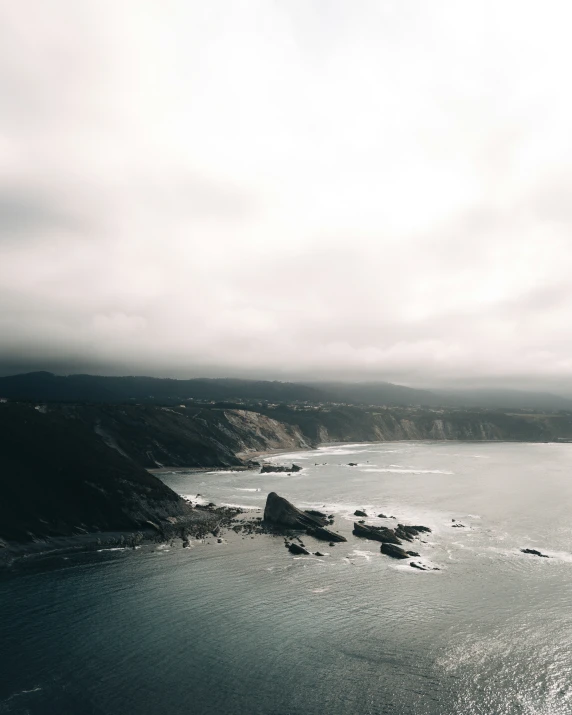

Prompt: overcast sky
xmin=2 ymin=1 xmax=572 ymax=388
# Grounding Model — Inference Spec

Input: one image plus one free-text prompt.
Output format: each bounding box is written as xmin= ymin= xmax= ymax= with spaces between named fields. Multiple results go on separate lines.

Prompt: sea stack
xmin=263 ymin=492 xmax=347 ymax=542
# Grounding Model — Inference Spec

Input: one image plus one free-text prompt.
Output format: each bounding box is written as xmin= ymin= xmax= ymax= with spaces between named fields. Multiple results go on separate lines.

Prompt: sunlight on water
xmin=2 ymin=442 xmax=572 ymax=715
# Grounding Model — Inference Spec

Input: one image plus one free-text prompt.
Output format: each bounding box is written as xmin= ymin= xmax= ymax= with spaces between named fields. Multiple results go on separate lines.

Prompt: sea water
xmin=1 ymin=441 xmax=572 ymax=714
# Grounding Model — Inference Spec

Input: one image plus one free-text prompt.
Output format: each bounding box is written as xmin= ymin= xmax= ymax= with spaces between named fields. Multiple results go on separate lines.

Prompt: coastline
xmin=0 ymin=503 xmax=243 ymax=568
xmin=5 ymin=439 xmax=568 ymax=568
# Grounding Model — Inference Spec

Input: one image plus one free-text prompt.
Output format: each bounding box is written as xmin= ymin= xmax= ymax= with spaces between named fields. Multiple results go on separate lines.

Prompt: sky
xmin=2 ymin=1 xmax=572 ymax=389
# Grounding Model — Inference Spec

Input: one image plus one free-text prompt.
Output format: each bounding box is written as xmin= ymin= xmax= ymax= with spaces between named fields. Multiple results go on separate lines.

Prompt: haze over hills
xmin=2 ymin=372 xmax=572 ymax=412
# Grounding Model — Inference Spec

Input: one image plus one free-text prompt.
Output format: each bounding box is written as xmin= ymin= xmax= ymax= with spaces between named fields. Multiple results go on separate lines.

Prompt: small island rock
xmin=288 ymin=543 xmax=310 ymax=555
xmin=380 ymin=543 xmax=409 ymax=559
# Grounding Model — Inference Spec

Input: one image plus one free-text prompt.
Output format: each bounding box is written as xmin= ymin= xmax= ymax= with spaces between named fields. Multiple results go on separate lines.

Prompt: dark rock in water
xmin=451 ymin=523 xmax=465 ymax=528
xmin=288 ymin=542 xmax=310 ymax=555
xmin=354 ymin=510 xmax=368 ymax=517
xmin=314 ymin=552 xmax=325 ymax=556
xmin=306 ymin=526 xmax=347 ymax=543
xmin=348 ymin=462 xmax=358 ymax=467
xmin=352 ymin=522 xmax=401 ymax=544
xmin=521 ymin=548 xmax=549 ymax=558
xmin=261 ymin=463 xmax=302 ymax=474
xmin=329 ymin=542 xmax=335 ymax=547
xmin=358 ymin=519 xmax=365 ymax=524
xmin=410 ymin=561 xmax=427 ymax=570
xmin=328 ymin=514 xmax=335 ymax=519
xmin=217 ymin=538 xmax=223 ymax=543
xmin=305 ymin=509 xmax=327 ymax=519
xmin=395 ymin=524 xmax=432 ymax=541
xmin=377 ymin=513 xmax=388 ymax=519
xmin=264 ymin=492 xmax=327 ymax=529
xmin=407 ymin=550 xmax=420 ymax=557
xmin=380 ymin=543 xmax=409 ymax=559
xmin=395 ymin=526 xmax=414 ymax=542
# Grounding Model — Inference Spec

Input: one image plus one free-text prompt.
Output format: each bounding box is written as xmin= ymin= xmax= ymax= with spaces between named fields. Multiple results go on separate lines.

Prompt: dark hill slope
xmin=0 ymin=403 xmax=189 ymax=542
xmin=24 ymin=403 xmax=311 ymax=468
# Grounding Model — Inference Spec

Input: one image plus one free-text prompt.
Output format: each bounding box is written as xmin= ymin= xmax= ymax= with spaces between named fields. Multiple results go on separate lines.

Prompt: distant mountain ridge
xmin=0 ymin=372 xmax=327 ymax=404
xmin=1 ymin=372 xmax=572 ymax=411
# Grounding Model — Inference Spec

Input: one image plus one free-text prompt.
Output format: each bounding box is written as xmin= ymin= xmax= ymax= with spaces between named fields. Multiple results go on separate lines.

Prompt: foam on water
xmin=360 ymin=467 xmax=455 ymax=474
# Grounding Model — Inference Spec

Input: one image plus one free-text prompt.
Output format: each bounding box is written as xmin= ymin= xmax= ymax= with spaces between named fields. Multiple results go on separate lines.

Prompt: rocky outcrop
xmin=305 ymin=509 xmax=327 ymax=519
xmin=264 ymin=492 xmax=326 ymax=529
xmin=380 ymin=543 xmax=409 ymax=559
xmin=354 ymin=510 xmax=368 ymax=517
xmin=260 ymin=463 xmax=302 ymax=474
xmin=352 ymin=522 xmax=401 ymax=544
xmin=264 ymin=493 xmax=346 ymax=542
xmin=306 ymin=526 xmax=347 ymax=543
xmin=288 ymin=543 xmax=310 ymax=555
xmin=521 ymin=548 xmax=549 ymax=558
xmin=0 ymin=403 xmax=195 ymax=543
xmin=395 ymin=524 xmax=432 ymax=541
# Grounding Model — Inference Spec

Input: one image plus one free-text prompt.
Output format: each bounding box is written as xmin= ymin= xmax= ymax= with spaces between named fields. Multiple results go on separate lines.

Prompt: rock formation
xmin=395 ymin=524 xmax=432 ymax=541
xmin=352 ymin=522 xmax=402 ymax=544
xmin=260 ymin=463 xmax=302 ymax=474
xmin=306 ymin=526 xmax=347 ymax=542
xmin=288 ymin=542 xmax=310 ymax=555
xmin=263 ymin=492 xmax=346 ymax=542
xmin=380 ymin=543 xmax=409 ymax=559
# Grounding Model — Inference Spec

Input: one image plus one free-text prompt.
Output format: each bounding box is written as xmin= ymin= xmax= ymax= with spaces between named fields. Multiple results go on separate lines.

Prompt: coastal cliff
xmin=2 ymin=400 xmax=572 ymax=545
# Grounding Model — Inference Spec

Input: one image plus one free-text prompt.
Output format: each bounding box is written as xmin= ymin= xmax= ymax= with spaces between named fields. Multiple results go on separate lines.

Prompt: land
xmin=2 ymin=372 xmax=572 ymax=559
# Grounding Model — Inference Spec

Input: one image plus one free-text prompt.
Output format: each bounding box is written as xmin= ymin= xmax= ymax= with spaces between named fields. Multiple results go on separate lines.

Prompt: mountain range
xmin=1 ymin=372 xmax=572 ymax=411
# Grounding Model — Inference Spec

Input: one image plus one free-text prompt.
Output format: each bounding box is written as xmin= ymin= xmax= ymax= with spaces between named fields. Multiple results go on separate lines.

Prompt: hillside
xmin=0 ymin=403 xmax=191 ymax=542
xmin=2 ymin=372 xmax=572 ymax=411
xmin=0 ymin=372 xmax=327 ymax=404
xmin=3 ymin=400 xmax=572 ymax=546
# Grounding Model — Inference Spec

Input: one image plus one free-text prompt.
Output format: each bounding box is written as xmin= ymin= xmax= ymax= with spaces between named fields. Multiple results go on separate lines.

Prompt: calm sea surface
xmin=2 ymin=442 xmax=572 ymax=714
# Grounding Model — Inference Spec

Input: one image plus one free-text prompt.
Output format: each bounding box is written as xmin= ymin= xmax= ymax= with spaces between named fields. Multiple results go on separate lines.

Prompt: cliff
xmin=256 ymin=404 xmax=572 ymax=444
xmin=3 ymin=400 xmax=572 ymax=544
xmin=0 ymin=404 xmax=191 ymax=543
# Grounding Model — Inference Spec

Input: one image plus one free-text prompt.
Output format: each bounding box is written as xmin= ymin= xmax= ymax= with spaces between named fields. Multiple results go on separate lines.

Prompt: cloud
xmin=2 ymin=0 xmax=572 ymax=390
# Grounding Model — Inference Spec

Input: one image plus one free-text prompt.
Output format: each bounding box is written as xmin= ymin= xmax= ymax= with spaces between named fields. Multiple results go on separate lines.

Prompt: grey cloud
xmin=2 ymin=1 xmax=572 ymax=390
xmin=0 ymin=190 xmax=85 ymax=242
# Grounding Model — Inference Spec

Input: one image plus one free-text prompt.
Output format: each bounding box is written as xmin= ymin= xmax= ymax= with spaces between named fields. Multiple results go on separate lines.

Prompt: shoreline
xmin=0 ymin=503 xmax=244 ymax=568
xmin=4 ymin=439 xmax=569 ymax=567
xmin=149 ymin=438 xmax=564 ymax=476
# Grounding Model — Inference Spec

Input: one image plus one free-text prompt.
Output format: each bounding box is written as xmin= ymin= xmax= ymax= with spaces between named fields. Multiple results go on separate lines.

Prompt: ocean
xmin=1 ymin=441 xmax=572 ymax=714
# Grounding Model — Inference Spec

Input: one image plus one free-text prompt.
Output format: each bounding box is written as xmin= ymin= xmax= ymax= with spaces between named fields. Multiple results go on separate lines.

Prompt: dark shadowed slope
xmin=0 ymin=403 xmax=188 ymax=542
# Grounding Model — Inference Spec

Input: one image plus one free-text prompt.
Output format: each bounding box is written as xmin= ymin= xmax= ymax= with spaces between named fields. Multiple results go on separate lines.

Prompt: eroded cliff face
xmin=223 ymin=410 xmax=311 ymax=455
xmin=18 ymin=402 xmax=572 ymax=474
xmin=16 ymin=403 xmax=314 ymax=469
xmin=253 ymin=405 xmax=572 ymax=445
